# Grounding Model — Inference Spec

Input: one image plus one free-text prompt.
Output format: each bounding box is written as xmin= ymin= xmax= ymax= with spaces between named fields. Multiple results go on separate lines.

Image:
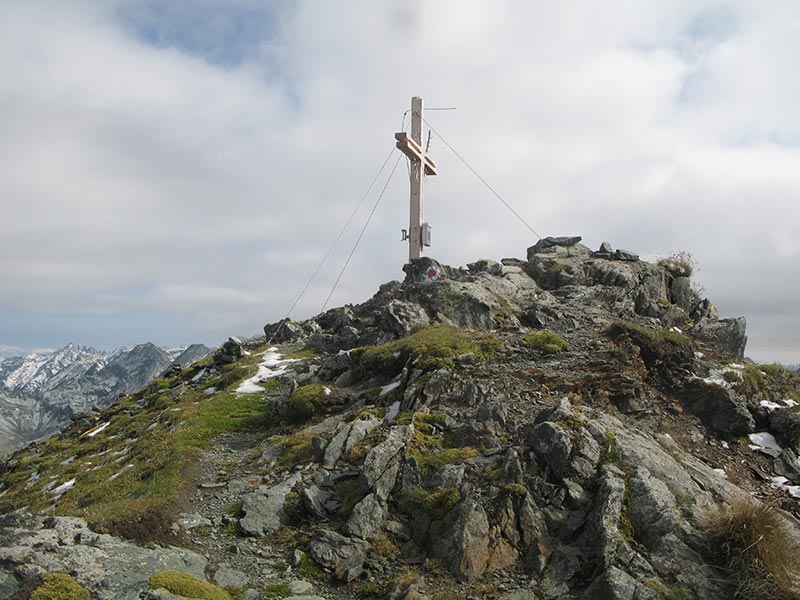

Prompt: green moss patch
xmin=263 ymin=582 xmax=293 ymax=598
xmin=738 ymin=363 xmax=800 ymax=403
xmin=609 ymin=321 xmax=693 ymax=346
xmin=524 ymin=330 xmax=569 ymax=354
xmin=273 ymin=433 xmax=315 ymax=465
xmin=30 ymin=572 xmax=90 ymax=600
xmin=288 ymin=384 xmax=328 ymax=423
xmin=400 ymin=412 xmax=479 ymax=473
xmin=351 ymin=324 xmax=498 ymax=379
xmin=295 ymin=554 xmax=326 ymax=581
xmin=401 ymin=486 xmax=461 ymax=519
xmin=150 ymin=571 xmax=233 ymax=600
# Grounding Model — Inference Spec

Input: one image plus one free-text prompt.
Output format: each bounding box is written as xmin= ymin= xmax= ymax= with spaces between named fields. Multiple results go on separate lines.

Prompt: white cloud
xmin=0 ymin=0 xmax=799 ymax=361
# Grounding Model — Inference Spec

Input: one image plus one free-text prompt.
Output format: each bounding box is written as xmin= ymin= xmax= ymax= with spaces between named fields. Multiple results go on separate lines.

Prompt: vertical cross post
xmin=408 ymin=96 xmax=424 ymax=261
xmin=395 ymin=96 xmax=438 ymax=262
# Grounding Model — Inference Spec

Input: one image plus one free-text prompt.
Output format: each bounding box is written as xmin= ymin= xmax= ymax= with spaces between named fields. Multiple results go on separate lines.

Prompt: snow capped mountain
xmin=0 ymin=341 xmax=213 ymax=455
xmin=0 ymin=344 xmax=108 ymax=395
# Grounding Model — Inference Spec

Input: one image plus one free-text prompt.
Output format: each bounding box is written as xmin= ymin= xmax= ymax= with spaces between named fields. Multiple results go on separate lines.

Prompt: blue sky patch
xmin=116 ymin=0 xmax=290 ymax=68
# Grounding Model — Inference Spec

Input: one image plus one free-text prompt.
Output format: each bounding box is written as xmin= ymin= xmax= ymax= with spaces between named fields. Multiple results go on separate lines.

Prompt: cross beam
xmin=395 ymin=96 xmax=437 ymax=262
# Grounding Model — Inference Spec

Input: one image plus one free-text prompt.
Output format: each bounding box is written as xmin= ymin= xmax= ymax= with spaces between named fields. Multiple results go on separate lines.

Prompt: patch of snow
xmin=50 ymin=478 xmax=76 ymax=497
xmin=385 ymin=400 xmax=401 ymax=423
xmin=721 ymin=441 xmax=729 ymax=449
xmin=712 ymin=468 xmax=727 ymax=479
xmin=380 ymin=381 xmax=401 ymax=396
xmin=694 ymin=351 xmax=704 ymax=358
xmin=703 ymin=368 xmax=740 ymax=388
xmin=669 ymin=327 xmax=683 ymax=334
xmin=749 ymin=432 xmax=783 ymax=454
xmin=60 ymin=456 xmax=75 ymax=466
xmin=204 ymin=387 xmax=217 ymax=395
xmin=83 ymin=422 xmax=110 ymax=438
xmin=235 ymin=348 xmax=296 ymax=394
xmin=726 ymin=363 xmax=746 ymax=370
xmin=760 ymin=400 xmax=784 ymax=413
xmin=323 ymin=386 xmax=331 ymax=396
xmin=771 ymin=476 xmax=800 ymax=498
xmin=109 ymin=464 xmax=133 ymax=481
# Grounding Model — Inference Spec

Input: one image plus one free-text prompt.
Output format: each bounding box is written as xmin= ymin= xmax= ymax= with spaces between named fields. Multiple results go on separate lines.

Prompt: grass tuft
xmin=263 ymin=582 xmax=293 ymax=598
xmin=149 ymin=570 xmax=233 ymax=600
xmin=30 ymin=572 xmax=90 ymax=600
xmin=523 ymin=330 xmax=568 ymax=354
xmin=288 ymin=384 xmax=327 ymax=423
xmin=700 ymin=500 xmax=800 ymax=599
xmin=657 ymin=250 xmax=695 ymax=278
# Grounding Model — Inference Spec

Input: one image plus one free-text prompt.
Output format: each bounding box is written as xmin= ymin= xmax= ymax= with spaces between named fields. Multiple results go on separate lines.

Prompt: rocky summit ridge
xmin=2 ymin=236 xmax=800 ymax=600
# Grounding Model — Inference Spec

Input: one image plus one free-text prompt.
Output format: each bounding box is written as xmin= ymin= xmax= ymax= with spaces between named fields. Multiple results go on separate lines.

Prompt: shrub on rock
xmin=149 ymin=570 xmax=233 ymax=600
xmin=524 ymin=330 xmax=568 ymax=354
xmin=30 ymin=572 xmax=90 ymax=600
xmin=288 ymin=384 xmax=327 ymax=423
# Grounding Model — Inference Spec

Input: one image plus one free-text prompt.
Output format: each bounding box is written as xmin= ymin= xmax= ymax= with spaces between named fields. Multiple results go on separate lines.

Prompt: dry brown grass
xmin=701 ymin=499 xmax=800 ymax=599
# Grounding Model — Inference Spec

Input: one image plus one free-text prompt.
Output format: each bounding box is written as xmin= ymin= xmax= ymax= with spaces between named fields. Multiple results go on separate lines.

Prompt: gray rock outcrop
xmin=0 ymin=514 xmax=206 ymax=600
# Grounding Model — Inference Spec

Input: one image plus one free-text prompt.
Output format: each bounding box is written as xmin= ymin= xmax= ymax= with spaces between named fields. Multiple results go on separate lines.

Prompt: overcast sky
xmin=1 ymin=1 xmax=799 ymax=363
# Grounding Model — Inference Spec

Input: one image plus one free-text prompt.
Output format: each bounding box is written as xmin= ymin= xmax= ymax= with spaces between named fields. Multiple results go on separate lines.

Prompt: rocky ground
xmin=2 ymin=237 xmax=800 ymax=600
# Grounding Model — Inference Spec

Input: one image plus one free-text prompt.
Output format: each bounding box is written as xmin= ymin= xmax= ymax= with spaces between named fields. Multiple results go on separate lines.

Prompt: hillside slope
xmin=2 ymin=237 xmax=800 ymax=600
xmin=0 ymin=343 xmax=213 ymax=455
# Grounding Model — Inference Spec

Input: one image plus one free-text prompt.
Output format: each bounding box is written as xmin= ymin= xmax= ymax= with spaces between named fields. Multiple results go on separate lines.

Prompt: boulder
xmin=301 ymin=485 xmax=334 ymax=519
xmin=323 ymin=413 xmax=381 ymax=469
xmin=582 ymin=466 xmax=628 ymax=571
xmin=682 ymin=379 xmax=754 ymax=435
xmin=264 ymin=318 xmax=306 ymax=343
xmin=581 ymin=566 xmax=657 ymax=600
xmin=614 ymin=249 xmax=639 ymax=262
xmin=528 ymin=236 xmax=583 ymax=257
xmin=693 ymin=317 xmax=748 ymax=360
xmin=529 ymin=422 xmax=573 ymax=478
xmin=344 ymin=493 xmax=386 ymax=539
xmin=307 ymin=529 xmax=370 ymax=582
xmin=240 ymin=473 xmax=303 ymax=536
xmin=670 ymin=277 xmax=695 ymax=310
xmin=213 ymin=337 xmax=245 ymax=365
xmin=360 ymin=425 xmax=413 ymax=499
xmin=467 ymin=259 xmax=503 ymax=276
xmin=775 ymin=448 xmax=800 ymax=484
xmin=213 ymin=566 xmax=248 ymax=589
xmin=771 ymin=408 xmax=800 ymax=453
xmin=383 ymin=300 xmax=431 ymax=336
xmin=626 ymin=467 xmax=688 ymax=548
xmin=431 ymin=499 xmax=491 ymax=581
xmin=0 ymin=514 xmax=206 ymax=600
xmin=598 ymin=241 xmax=614 ymax=254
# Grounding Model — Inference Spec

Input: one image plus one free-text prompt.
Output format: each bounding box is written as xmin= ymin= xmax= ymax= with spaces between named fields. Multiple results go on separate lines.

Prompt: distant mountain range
xmin=0 ymin=342 xmax=213 ymax=455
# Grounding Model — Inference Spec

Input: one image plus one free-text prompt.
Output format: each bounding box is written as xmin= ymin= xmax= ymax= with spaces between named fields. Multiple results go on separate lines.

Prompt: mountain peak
xmin=2 ymin=238 xmax=799 ymax=600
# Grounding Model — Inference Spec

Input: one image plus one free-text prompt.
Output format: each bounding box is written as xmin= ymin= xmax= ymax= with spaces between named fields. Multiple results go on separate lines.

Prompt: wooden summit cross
xmin=395 ymin=96 xmax=438 ymax=262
